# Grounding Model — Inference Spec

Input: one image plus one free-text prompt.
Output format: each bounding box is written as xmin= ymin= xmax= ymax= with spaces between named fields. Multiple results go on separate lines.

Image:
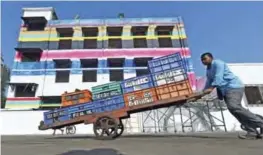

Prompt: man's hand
xmin=203 ymin=88 xmax=214 ymax=94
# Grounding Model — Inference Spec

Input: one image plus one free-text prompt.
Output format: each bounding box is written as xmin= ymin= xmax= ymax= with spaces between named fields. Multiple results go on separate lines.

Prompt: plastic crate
xmin=44 ymin=108 xmax=69 ymax=121
xmin=121 ymin=74 xmax=154 ymax=94
xmin=155 ymin=80 xmax=193 ymax=100
xmin=151 ymin=67 xmax=188 ymax=87
xmin=92 ymin=82 xmax=122 ymax=94
xmin=123 ymin=88 xmax=158 ymax=107
xmin=148 ymin=53 xmax=186 ymax=74
xmin=68 ymin=102 xmax=94 ymax=112
xmin=92 ymin=95 xmax=125 ymax=113
xmin=92 ymin=89 xmax=122 ymax=100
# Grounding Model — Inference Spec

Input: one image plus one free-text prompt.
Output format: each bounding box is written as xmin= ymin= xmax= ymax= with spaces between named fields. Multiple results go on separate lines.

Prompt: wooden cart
xmin=39 ymin=92 xmax=205 ymax=140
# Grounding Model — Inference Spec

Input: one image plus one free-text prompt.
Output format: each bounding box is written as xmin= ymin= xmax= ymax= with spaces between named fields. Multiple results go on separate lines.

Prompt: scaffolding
xmin=123 ymin=95 xmax=228 ymax=134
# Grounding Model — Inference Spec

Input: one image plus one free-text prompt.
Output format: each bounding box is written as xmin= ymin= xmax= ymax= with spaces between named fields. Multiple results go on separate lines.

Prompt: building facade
xmin=6 ymin=7 xmax=196 ymax=109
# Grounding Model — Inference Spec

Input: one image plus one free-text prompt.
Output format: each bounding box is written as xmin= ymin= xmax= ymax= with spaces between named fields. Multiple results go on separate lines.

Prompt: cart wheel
xmin=66 ymin=125 xmax=76 ymax=135
xmin=93 ymin=116 xmax=118 ymax=140
xmin=113 ymin=120 xmax=124 ymax=138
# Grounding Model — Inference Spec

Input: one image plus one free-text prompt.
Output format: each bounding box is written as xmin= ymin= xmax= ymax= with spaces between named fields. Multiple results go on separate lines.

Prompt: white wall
xmin=23 ymin=9 xmax=53 ymax=20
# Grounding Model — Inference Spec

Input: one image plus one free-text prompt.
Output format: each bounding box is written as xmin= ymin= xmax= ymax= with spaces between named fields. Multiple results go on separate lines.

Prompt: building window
xmin=82 ymin=27 xmax=98 ymax=37
xmin=81 ymin=59 xmax=98 ymax=82
xmin=109 ymin=70 xmax=124 ymax=82
xmin=27 ymin=22 xmax=46 ymax=31
xmin=55 ymin=71 xmax=70 ymax=83
xmin=40 ymin=96 xmax=61 ymax=107
xmin=133 ymin=38 xmax=147 ymax=48
xmin=57 ymin=28 xmax=73 ymax=49
xmin=108 ymin=58 xmax=124 ymax=81
xmin=107 ymin=27 xmax=123 ymax=36
xmin=21 ymin=52 xmax=41 ymax=62
xmin=83 ymin=70 xmax=97 ymax=82
xmin=158 ymin=38 xmax=172 ymax=47
xmin=83 ymin=27 xmax=98 ymax=49
xmin=58 ymin=40 xmax=72 ymax=49
xmin=84 ymin=39 xmax=97 ymax=49
xmin=132 ymin=26 xmax=148 ymax=36
xmin=155 ymin=26 xmax=173 ymax=36
xmin=245 ymin=86 xmax=263 ymax=105
xmin=132 ymin=26 xmax=148 ymax=48
xmin=54 ymin=59 xmax=71 ymax=83
xmin=156 ymin=26 xmax=173 ymax=48
xmin=14 ymin=84 xmax=37 ymax=97
xmin=134 ymin=57 xmax=152 ymax=76
xmin=108 ymin=39 xmax=122 ymax=49
xmin=107 ymin=27 xmax=123 ymax=49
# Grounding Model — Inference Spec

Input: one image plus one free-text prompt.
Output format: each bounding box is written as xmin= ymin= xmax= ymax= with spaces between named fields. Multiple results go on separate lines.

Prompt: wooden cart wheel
xmin=66 ymin=125 xmax=76 ymax=135
xmin=113 ymin=120 xmax=124 ymax=138
xmin=93 ymin=116 xmax=118 ymax=140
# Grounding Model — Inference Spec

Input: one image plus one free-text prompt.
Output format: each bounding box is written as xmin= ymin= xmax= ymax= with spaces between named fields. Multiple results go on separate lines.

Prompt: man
xmin=201 ymin=52 xmax=263 ymax=139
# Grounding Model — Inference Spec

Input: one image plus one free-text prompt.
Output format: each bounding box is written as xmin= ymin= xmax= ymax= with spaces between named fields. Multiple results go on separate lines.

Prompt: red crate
xmin=155 ymin=80 xmax=193 ymax=100
xmin=123 ymin=88 xmax=158 ymax=107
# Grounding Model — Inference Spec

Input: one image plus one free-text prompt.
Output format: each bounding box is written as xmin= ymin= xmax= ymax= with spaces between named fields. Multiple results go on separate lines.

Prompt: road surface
xmin=2 ymin=132 xmax=263 ymax=155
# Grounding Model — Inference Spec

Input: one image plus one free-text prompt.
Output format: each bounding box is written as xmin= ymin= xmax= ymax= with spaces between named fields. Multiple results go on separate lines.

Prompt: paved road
xmin=2 ymin=132 xmax=263 ymax=155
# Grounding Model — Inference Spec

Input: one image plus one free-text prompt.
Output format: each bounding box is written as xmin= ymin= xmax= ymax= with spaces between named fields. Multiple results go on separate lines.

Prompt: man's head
xmin=201 ymin=52 xmax=213 ymax=66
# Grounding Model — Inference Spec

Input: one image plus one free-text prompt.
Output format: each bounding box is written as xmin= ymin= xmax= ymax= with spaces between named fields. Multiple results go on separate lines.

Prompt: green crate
xmin=92 ymin=82 xmax=122 ymax=93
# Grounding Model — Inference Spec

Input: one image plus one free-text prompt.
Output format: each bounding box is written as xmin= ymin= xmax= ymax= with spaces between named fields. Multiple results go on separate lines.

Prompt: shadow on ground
xmin=57 ymin=148 xmax=124 ymax=155
xmin=49 ymin=132 xmax=237 ymax=140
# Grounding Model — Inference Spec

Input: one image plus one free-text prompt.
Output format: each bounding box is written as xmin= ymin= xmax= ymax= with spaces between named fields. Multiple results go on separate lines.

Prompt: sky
xmin=1 ymin=1 xmax=263 ymax=76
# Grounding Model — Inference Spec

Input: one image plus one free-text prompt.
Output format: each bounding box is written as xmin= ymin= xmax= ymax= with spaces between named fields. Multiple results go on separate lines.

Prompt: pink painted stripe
xmin=7 ymin=97 xmax=41 ymax=101
xmin=15 ymin=48 xmax=190 ymax=61
xmin=187 ymin=72 xmax=197 ymax=90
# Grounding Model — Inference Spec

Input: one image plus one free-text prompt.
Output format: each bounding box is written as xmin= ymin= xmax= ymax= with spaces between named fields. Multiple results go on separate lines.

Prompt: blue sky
xmin=1 ymin=1 xmax=263 ymax=76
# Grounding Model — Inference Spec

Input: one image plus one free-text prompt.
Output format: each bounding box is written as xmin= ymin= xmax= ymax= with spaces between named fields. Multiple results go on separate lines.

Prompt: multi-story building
xmin=6 ymin=7 xmax=196 ymax=109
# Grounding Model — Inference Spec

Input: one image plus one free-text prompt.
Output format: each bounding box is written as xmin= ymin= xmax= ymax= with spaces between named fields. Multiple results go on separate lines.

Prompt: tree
xmin=1 ymin=55 xmax=10 ymax=108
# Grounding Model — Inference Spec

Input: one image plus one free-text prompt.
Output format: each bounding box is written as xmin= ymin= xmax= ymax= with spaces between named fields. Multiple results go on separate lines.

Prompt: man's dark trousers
xmin=223 ymin=88 xmax=263 ymax=133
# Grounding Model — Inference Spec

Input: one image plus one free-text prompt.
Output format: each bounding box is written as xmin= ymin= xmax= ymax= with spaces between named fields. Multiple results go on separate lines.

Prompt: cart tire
xmin=66 ymin=125 xmax=76 ymax=135
xmin=113 ymin=119 xmax=124 ymax=138
xmin=93 ymin=116 xmax=118 ymax=140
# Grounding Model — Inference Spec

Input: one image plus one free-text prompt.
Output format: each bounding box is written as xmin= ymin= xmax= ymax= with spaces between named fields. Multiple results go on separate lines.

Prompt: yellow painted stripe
xmin=40 ymin=104 xmax=61 ymax=107
xmin=5 ymin=104 xmax=40 ymax=109
xmin=18 ymin=35 xmax=187 ymax=42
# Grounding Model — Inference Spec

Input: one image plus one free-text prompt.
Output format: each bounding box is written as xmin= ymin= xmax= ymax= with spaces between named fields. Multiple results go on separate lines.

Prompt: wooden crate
xmin=155 ymin=80 xmax=193 ymax=100
xmin=123 ymin=88 xmax=158 ymax=107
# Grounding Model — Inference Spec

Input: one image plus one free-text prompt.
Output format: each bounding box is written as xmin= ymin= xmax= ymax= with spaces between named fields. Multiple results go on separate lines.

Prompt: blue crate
xmin=121 ymin=74 xmax=154 ymax=94
xmin=44 ymin=119 xmax=54 ymax=125
xmin=148 ymin=53 xmax=187 ymax=74
xmin=44 ymin=108 xmax=69 ymax=121
xmin=151 ymin=67 xmax=188 ymax=87
xmin=91 ymin=95 xmax=125 ymax=114
xmin=68 ymin=102 xmax=94 ymax=112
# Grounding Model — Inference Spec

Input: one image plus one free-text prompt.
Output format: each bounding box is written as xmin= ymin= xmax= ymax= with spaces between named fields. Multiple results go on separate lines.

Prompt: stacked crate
xmin=92 ymin=95 xmax=125 ymax=113
xmin=148 ymin=53 xmax=193 ymax=100
xmin=44 ymin=101 xmax=94 ymax=126
xmin=121 ymin=74 xmax=158 ymax=107
xmin=92 ymin=82 xmax=122 ymax=100
xmin=61 ymin=89 xmax=93 ymax=107
xmin=91 ymin=82 xmax=124 ymax=113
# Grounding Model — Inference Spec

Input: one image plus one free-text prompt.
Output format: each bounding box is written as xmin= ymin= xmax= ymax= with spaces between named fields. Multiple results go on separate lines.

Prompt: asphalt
xmin=2 ymin=132 xmax=263 ymax=155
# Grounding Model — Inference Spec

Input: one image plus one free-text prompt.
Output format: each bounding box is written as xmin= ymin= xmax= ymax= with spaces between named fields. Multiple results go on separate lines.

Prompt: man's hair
xmin=201 ymin=52 xmax=213 ymax=59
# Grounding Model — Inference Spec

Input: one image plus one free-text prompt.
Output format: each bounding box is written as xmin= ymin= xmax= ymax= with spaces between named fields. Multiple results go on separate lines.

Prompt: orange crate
xmin=123 ymin=88 xmax=158 ymax=107
xmin=61 ymin=89 xmax=92 ymax=107
xmin=155 ymin=80 xmax=193 ymax=100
